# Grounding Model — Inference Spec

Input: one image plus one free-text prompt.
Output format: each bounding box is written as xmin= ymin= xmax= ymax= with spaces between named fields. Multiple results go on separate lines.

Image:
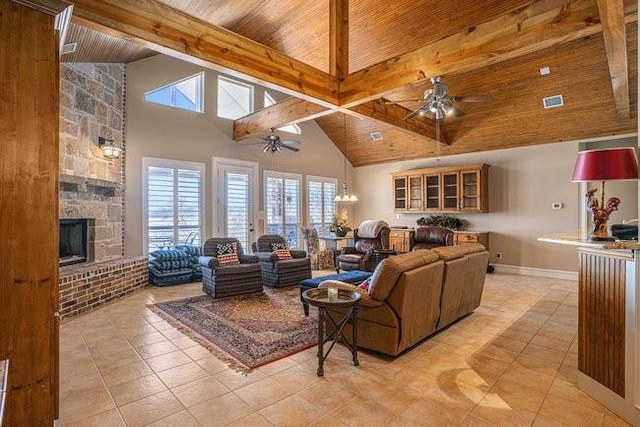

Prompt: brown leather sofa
xmin=320 ymin=242 xmax=489 ymax=356
xmin=411 ymin=226 xmax=453 ymax=251
xmin=337 ymin=221 xmax=390 ymax=272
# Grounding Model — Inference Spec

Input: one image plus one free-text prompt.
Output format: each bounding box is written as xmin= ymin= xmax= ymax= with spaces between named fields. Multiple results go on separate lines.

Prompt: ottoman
xmin=300 ymin=270 xmax=372 ymax=316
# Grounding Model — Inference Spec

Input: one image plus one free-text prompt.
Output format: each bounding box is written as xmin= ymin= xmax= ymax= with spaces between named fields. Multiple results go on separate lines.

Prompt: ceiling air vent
xmin=542 ymin=95 xmax=564 ymax=109
xmin=370 ymin=132 xmax=384 ymax=141
xmin=61 ymin=42 xmax=77 ymax=55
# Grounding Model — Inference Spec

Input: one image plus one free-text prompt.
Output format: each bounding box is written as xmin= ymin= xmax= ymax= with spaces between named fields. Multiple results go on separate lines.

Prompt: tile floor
xmin=57 ymin=272 xmax=630 ymax=426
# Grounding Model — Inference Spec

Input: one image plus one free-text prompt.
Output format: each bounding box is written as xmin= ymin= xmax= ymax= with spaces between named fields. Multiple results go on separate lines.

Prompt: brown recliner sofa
xmin=411 ymin=226 xmax=453 ymax=250
xmin=320 ymin=242 xmax=489 ymax=356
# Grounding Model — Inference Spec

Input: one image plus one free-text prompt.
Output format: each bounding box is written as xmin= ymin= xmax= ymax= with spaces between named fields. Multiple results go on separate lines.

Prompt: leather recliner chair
xmin=337 ymin=220 xmax=390 ymax=272
xmin=411 ymin=226 xmax=453 ymax=251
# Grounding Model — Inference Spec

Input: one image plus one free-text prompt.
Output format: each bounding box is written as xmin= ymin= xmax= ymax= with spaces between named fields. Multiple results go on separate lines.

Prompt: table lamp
xmin=571 ymin=147 xmax=639 ymax=241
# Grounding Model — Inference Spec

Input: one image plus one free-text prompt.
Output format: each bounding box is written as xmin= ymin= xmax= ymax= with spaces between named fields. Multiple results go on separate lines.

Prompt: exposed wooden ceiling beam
xmin=72 ymin=0 xmax=339 ymax=106
xmin=11 ymin=0 xmax=71 ymax=15
xmin=329 ymin=0 xmax=349 ymax=78
xmin=597 ymin=0 xmax=630 ymax=119
xmin=339 ymin=0 xmax=635 ymax=106
xmin=348 ymin=99 xmax=450 ymax=145
xmin=233 ymin=98 xmax=332 ymax=140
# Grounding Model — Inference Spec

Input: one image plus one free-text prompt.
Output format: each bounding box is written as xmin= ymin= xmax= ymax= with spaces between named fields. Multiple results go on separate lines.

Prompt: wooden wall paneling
xmin=578 ymin=250 xmax=626 ymax=397
xmin=0 ymin=1 xmax=59 ymax=424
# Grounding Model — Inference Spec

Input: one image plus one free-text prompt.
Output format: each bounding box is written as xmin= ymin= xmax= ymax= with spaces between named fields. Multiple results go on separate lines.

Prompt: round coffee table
xmin=302 ymin=288 xmax=361 ymax=376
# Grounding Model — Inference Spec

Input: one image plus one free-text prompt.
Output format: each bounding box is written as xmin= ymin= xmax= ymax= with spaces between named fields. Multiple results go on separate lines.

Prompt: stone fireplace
xmin=58 ymin=62 xmax=149 ymax=318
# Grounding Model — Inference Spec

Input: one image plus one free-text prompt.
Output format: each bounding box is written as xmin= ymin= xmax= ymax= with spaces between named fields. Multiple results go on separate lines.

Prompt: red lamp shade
xmin=572 ymin=147 xmax=639 ymax=182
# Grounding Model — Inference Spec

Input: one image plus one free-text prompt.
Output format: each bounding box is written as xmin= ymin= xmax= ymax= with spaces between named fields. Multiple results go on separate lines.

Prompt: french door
xmin=213 ymin=158 xmax=258 ymax=252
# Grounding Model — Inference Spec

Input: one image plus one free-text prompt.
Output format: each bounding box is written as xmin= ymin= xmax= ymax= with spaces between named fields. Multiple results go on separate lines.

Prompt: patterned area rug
xmin=149 ymin=287 xmax=317 ymax=372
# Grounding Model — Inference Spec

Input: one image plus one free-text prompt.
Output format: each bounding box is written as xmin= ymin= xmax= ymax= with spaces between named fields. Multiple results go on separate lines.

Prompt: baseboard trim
xmin=492 ymin=264 xmax=578 ymax=281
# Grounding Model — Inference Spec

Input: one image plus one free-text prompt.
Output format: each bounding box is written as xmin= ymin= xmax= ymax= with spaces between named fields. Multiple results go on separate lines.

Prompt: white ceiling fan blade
xmin=280 ymin=140 xmax=300 ymax=145
xmin=385 ymin=98 xmax=425 ymax=104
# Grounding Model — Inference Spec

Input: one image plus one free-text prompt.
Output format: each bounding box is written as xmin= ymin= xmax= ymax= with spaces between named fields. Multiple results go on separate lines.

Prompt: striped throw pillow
xmin=273 ymin=249 xmax=292 ymax=260
xmin=218 ymin=253 xmax=240 ymax=266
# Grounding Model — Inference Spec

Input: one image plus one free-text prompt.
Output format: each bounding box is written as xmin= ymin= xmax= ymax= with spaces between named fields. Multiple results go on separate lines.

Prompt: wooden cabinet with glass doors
xmin=392 ymin=164 xmax=489 ymax=213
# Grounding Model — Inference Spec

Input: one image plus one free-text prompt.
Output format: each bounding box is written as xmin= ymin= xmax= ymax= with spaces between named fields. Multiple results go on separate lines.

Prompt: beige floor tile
xmin=171 ymin=335 xmax=200 ymax=349
xmin=146 ymin=350 xmax=193 ymax=372
xmin=234 ymin=377 xmax=293 ymax=409
xmin=195 ymin=354 xmax=232 ymax=374
xmin=259 ymin=394 xmax=325 ymax=425
xmin=189 ymin=392 xmax=255 ymax=426
xmin=226 ymin=412 xmax=274 ymax=426
xmin=214 ymin=369 xmax=269 ymax=391
xmin=298 ymin=378 xmax=360 ymax=412
xmin=538 ymin=393 xmax=605 ymax=425
xmin=547 ymin=377 xmax=608 ymax=413
xmin=145 ymin=409 xmax=201 ymax=427
xmin=390 ymin=396 xmax=472 ymax=426
xmin=332 ymin=396 xmax=397 ymax=426
xmin=522 ymin=341 xmax=569 ymax=363
xmin=119 ymin=390 xmax=185 ymax=426
xmin=308 ymin=414 xmax=347 ymax=426
xmin=156 ymin=361 xmax=209 ymax=388
xmin=59 ymin=387 xmax=116 ymax=425
xmin=135 ymin=340 xmax=180 ymax=359
xmin=108 ymin=373 xmax=167 ymax=406
xmin=92 ymin=347 xmax=142 ymax=372
xmin=603 ymin=410 xmax=632 ymax=426
xmin=100 ymin=360 xmax=154 ymax=388
xmin=256 ymin=356 xmax=299 ymax=376
xmin=183 ymin=344 xmax=215 ymax=361
xmin=66 ymin=408 xmax=125 ymax=427
xmin=172 ymin=375 xmax=229 ymax=407
xmin=60 ymin=273 xmax=623 ymax=427
xmin=471 ymin=392 xmax=537 ymax=425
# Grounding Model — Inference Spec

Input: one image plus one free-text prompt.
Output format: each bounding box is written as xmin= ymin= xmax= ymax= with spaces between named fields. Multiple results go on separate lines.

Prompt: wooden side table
xmin=302 ymin=288 xmax=361 ymax=376
xmin=373 ymin=249 xmax=398 ymax=269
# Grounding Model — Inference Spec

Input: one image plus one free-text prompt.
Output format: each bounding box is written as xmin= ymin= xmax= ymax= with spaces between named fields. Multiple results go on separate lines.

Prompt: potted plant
xmin=330 ymin=208 xmax=351 ymax=237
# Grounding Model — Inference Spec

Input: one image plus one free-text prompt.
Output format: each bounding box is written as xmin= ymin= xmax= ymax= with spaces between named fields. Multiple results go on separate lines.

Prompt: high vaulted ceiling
xmin=65 ymin=0 xmax=638 ymax=166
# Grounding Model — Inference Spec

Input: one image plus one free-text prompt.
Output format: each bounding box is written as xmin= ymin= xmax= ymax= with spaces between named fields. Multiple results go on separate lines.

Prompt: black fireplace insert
xmin=59 ymin=219 xmax=88 ymax=267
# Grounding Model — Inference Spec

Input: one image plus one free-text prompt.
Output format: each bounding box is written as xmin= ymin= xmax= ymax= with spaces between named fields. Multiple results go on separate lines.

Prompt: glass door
xmin=460 ymin=170 xmax=480 ymax=211
xmin=408 ymin=175 xmax=424 ymax=210
xmin=424 ymin=173 xmax=441 ymax=210
xmin=394 ymin=176 xmax=407 ymax=210
xmin=213 ymin=158 xmax=258 ymax=252
xmin=442 ymin=172 xmax=460 ymax=210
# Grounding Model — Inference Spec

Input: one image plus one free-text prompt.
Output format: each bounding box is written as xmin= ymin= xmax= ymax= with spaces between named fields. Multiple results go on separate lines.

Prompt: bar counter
xmin=539 ymin=232 xmax=640 ymax=425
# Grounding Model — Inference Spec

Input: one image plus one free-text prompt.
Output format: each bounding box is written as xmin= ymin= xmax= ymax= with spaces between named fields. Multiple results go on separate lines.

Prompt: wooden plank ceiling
xmin=66 ymin=0 xmax=639 ymax=166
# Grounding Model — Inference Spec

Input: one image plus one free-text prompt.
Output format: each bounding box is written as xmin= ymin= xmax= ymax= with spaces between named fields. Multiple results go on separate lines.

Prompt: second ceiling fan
xmin=387 ymin=76 xmax=492 ymax=121
xmin=259 ymin=128 xmax=301 ymax=153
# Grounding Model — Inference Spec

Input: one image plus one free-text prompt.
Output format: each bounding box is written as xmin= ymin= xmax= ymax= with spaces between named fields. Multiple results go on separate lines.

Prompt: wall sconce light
xmin=96 ymin=137 xmax=122 ymax=159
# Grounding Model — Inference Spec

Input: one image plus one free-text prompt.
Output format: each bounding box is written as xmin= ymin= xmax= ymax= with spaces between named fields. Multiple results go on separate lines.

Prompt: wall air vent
xmin=370 ymin=132 xmax=384 ymax=141
xmin=542 ymin=95 xmax=564 ymax=109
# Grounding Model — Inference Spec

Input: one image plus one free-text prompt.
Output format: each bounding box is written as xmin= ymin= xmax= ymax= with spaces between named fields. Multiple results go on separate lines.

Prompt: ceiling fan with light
xmin=387 ymin=76 xmax=492 ymax=121
xmin=245 ymin=128 xmax=301 ymax=153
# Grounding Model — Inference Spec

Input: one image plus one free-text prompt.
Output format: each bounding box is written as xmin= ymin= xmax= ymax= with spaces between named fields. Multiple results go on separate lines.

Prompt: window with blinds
xmin=265 ymin=171 xmax=302 ymax=248
xmin=144 ymin=158 xmax=204 ymax=254
xmin=307 ymin=176 xmax=337 ymax=236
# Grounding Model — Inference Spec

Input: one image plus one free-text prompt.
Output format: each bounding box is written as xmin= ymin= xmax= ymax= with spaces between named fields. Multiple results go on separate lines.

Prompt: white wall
xmin=124 ymin=55 xmax=352 ymax=256
xmin=353 ymin=140 xmax=637 ymax=272
xmin=124 ymin=55 xmax=637 ymax=273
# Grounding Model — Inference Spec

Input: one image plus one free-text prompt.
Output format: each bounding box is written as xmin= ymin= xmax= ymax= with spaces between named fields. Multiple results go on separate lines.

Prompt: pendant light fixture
xmin=335 ymin=114 xmax=358 ymax=202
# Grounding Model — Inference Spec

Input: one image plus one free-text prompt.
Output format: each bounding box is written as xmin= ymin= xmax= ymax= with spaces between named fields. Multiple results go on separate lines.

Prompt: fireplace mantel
xmin=60 ymin=173 xmax=121 ymax=189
